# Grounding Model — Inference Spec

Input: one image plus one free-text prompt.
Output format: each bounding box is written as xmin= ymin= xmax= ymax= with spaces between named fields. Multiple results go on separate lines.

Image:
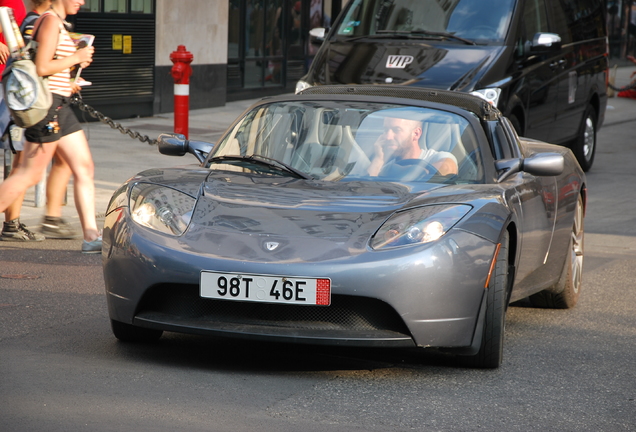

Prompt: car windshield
xmin=336 ymin=0 xmax=517 ymax=42
xmin=208 ymin=101 xmax=485 ymax=184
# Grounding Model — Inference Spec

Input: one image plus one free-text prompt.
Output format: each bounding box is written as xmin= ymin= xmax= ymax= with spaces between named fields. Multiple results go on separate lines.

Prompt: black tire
xmin=529 ymin=194 xmax=584 ymax=309
xmin=571 ymin=105 xmax=597 ymax=172
xmin=508 ymin=114 xmax=523 ymax=137
xmin=111 ymin=319 xmax=163 ymax=343
xmin=464 ymin=231 xmax=510 ymax=368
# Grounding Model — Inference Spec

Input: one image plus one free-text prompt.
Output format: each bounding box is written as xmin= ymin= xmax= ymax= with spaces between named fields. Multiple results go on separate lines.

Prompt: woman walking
xmin=0 ymin=0 xmax=100 ymax=252
xmin=1 ymin=0 xmax=78 ymax=242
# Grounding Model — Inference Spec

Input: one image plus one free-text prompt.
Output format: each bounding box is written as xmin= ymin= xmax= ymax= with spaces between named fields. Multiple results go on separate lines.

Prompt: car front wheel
xmin=463 ymin=231 xmax=510 ymax=368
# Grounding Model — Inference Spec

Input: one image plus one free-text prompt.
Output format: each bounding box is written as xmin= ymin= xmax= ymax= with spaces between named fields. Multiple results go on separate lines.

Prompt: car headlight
xmin=470 ymin=88 xmax=501 ymax=107
xmin=129 ymin=183 xmax=196 ymax=236
xmin=295 ymin=80 xmax=312 ymax=94
xmin=370 ymin=204 xmax=472 ymax=250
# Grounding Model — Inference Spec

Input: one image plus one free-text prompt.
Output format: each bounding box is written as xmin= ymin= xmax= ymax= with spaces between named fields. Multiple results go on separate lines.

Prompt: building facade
xmin=607 ymin=0 xmax=636 ymax=59
xmin=62 ymin=0 xmax=341 ymax=119
xmin=20 ymin=0 xmax=630 ymax=119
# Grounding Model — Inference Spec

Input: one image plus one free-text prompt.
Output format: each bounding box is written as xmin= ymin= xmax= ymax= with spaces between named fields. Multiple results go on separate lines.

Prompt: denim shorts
xmin=24 ymin=93 xmax=83 ymax=143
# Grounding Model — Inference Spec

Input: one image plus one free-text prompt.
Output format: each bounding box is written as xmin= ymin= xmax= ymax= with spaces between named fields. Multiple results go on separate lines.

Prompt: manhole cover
xmin=0 ymin=274 xmax=40 ymax=280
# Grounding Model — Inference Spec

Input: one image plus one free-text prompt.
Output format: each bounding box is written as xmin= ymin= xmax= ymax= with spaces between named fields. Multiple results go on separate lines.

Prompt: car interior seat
xmin=421 ymin=122 xmax=453 ymax=153
xmin=421 ymin=122 xmax=465 ymax=171
xmin=293 ymin=109 xmax=370 ymax=179
xmin=456 ymin=128 xmax=481 ymax=180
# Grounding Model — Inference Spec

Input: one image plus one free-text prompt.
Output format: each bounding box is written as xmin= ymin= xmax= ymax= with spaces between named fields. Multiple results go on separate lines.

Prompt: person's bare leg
xmin=54 ymin=130 xmax=100 ymax=242
xmin=4 ymin=151 xmax=26 ymax=221
xmin=45 ymin=153 xmax=72 ymax=218
xmin=0 ymin=142 xmax=57 ymax=213
xmin=0 ymin=151 xmax=45 ymax=242
xmin=40 ymin=150 xmax=77 ymax=239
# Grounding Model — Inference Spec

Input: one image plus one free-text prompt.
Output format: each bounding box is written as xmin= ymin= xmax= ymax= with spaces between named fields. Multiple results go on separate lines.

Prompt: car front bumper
xmin=103 ymin=209 xmax=497 ymax=349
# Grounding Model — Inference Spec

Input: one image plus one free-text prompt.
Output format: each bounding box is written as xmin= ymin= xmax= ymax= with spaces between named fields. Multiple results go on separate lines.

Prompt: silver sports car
xmin=102 ymin=86 xmax=585 ymax=368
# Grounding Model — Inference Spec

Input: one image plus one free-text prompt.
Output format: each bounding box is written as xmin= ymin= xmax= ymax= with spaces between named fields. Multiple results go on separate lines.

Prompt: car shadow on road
xmin=104 ymin=330 xmax=499 ymax=374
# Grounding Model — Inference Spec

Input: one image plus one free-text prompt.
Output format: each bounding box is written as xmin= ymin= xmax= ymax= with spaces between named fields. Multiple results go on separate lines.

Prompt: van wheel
xmin=508 ymin=114 xmax=523 ymax=137
xmin=571 ymin=105 xmax=596 ymax=172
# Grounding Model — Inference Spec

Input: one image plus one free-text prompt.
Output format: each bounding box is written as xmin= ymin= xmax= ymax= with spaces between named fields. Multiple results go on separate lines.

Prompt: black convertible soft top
xmin=300 ymin=85 xmax=501 ymax=122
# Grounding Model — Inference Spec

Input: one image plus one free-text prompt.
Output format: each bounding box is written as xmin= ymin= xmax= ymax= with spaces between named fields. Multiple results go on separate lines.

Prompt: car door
xmin=493 ymin=118 xmax=557 ymax=295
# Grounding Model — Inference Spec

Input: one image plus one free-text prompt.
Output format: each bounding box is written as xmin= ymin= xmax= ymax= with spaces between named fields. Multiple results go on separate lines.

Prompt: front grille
xmin=136 ymin=284 xmax=411 ymax=335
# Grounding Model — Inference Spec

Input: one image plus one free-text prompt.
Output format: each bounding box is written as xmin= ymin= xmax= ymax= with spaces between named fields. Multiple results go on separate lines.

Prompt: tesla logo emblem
xmin=265 ymin=242 xmax=280 ymax=251
xmin=386 ymin=55 xmax=414 ymax=69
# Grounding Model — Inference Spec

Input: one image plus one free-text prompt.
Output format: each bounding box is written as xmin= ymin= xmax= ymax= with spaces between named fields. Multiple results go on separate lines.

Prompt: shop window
xmin=80 ymin=0 xmax=101 ymax=12
xmin=105 ymin=0 xmax=127 ymax=13
xmin=229 ymin=0 xmax=329 ymax=96
xmin=80 ymin=0 xmax=154 ymax=14
xmin=131 ymin=0 xmax=153 ymax=13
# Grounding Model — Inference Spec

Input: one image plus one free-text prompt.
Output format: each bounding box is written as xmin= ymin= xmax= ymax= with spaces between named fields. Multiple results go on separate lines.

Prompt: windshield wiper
xmin=376 ymin=29 xmax=476 ymax=45
xmin=343 ymin=33 xmax=411 ymax=41
xmin=208 ymin=155 xmax=313 ymax=180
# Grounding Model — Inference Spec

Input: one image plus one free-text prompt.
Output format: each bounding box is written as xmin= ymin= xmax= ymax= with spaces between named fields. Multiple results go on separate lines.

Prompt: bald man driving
xmin=368 ymin=117 xmax=458 ymax=177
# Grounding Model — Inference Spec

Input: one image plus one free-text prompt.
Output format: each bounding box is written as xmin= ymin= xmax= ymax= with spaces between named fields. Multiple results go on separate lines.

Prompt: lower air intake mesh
xmin=137 ymin=284 xmax=410 ymax=334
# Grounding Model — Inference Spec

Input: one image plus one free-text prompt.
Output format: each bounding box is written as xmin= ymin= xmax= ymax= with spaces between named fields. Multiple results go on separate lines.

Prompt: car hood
xmin=177 ymin=172 xmax=457 ymax=262
xmin=310 ymin=39 xmax=505 ymax=91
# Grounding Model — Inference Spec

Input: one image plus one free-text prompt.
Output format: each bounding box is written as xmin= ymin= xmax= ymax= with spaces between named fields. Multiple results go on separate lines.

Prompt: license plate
xmin=200 ymin=271 xmax=331 ymax=306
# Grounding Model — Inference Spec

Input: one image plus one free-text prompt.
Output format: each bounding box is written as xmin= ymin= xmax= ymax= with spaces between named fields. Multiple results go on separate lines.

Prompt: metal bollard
xmin=34 ymin=172 xmax=46 ymax=207
xmin=170 ymin=45 xmax=193 ymax=138
xmin=3 ymin=149 xmax=10 ymax=179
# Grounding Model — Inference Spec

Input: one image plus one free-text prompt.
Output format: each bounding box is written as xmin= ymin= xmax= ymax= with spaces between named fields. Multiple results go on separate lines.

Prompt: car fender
xmin=454 ymin=198 xmax=512 ymax=245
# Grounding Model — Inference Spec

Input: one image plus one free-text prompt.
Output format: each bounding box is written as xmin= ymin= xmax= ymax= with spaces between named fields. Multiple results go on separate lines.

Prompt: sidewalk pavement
xmin=5 ymin=66 xmax=636 ymax=236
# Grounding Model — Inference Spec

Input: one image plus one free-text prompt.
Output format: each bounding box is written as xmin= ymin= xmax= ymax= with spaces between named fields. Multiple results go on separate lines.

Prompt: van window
xmin=336 ymin=0 xmax=517 ymax=42
xmin=522 ymin=0 xmax=549 ymax=42
xmin=549 ymin=0 xmax=605 ymax=44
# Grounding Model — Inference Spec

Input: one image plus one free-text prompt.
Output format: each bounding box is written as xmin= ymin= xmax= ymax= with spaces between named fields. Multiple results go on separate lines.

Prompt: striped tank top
xmin=40 ymin=11 xmax=76 ymax=97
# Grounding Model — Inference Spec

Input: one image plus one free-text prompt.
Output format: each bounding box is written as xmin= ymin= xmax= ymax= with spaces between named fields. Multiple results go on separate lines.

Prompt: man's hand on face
xmin=368 ymin=135 xmax=388 ymax=176
xmin=373 ymin=133 xmax=391 ymax=163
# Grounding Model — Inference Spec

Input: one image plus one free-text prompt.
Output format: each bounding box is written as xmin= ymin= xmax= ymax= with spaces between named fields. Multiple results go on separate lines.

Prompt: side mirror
xmin=157 ymin=133 xmax=213 ymax=164
xmin=309 ymin=27 xmax=326 ymax=44
xmin=495 ymin=153 xmax=564 ymax=182
xmin=522 ymin=153 xmax=564 ymax=177
xmin=530 ymin=32 xmax=562 ymax=53
xmin=157 ymin=133 xmax=188 ymax=156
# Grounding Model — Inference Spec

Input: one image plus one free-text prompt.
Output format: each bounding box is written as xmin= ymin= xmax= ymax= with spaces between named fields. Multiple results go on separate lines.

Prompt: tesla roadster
xmin=102 ymin=86 xmax=586 ymax=368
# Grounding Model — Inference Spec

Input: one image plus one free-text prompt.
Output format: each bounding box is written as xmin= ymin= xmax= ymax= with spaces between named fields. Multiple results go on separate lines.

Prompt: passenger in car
xmin=367 ymin=116 xmax=458 ymax=177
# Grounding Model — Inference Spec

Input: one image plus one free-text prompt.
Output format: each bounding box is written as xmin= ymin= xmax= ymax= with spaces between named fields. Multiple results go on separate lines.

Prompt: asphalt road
xmin=1 ymin=115 xmax=635 ymax=432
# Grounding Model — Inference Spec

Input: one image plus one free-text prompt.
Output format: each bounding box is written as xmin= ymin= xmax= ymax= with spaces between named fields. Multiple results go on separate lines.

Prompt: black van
xmin=297 ymin=0 xmax=608 ymax=171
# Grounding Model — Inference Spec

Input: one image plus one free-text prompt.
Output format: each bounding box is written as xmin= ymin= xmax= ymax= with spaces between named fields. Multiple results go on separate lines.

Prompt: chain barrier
xmin=608 ymin=80 xmax=636 ymax=92
xmin=70 ymin=95 xmax=159 ymax=146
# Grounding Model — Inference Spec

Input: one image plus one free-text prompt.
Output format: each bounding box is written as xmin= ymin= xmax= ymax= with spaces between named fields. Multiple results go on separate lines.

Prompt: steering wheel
xmin=379 ymin=159 xmax=439 ymax=180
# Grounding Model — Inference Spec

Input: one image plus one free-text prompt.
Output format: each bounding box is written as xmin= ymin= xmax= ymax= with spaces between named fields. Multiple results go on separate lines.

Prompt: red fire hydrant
xmin=170 ymin=45 xmax=194 ymax=138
